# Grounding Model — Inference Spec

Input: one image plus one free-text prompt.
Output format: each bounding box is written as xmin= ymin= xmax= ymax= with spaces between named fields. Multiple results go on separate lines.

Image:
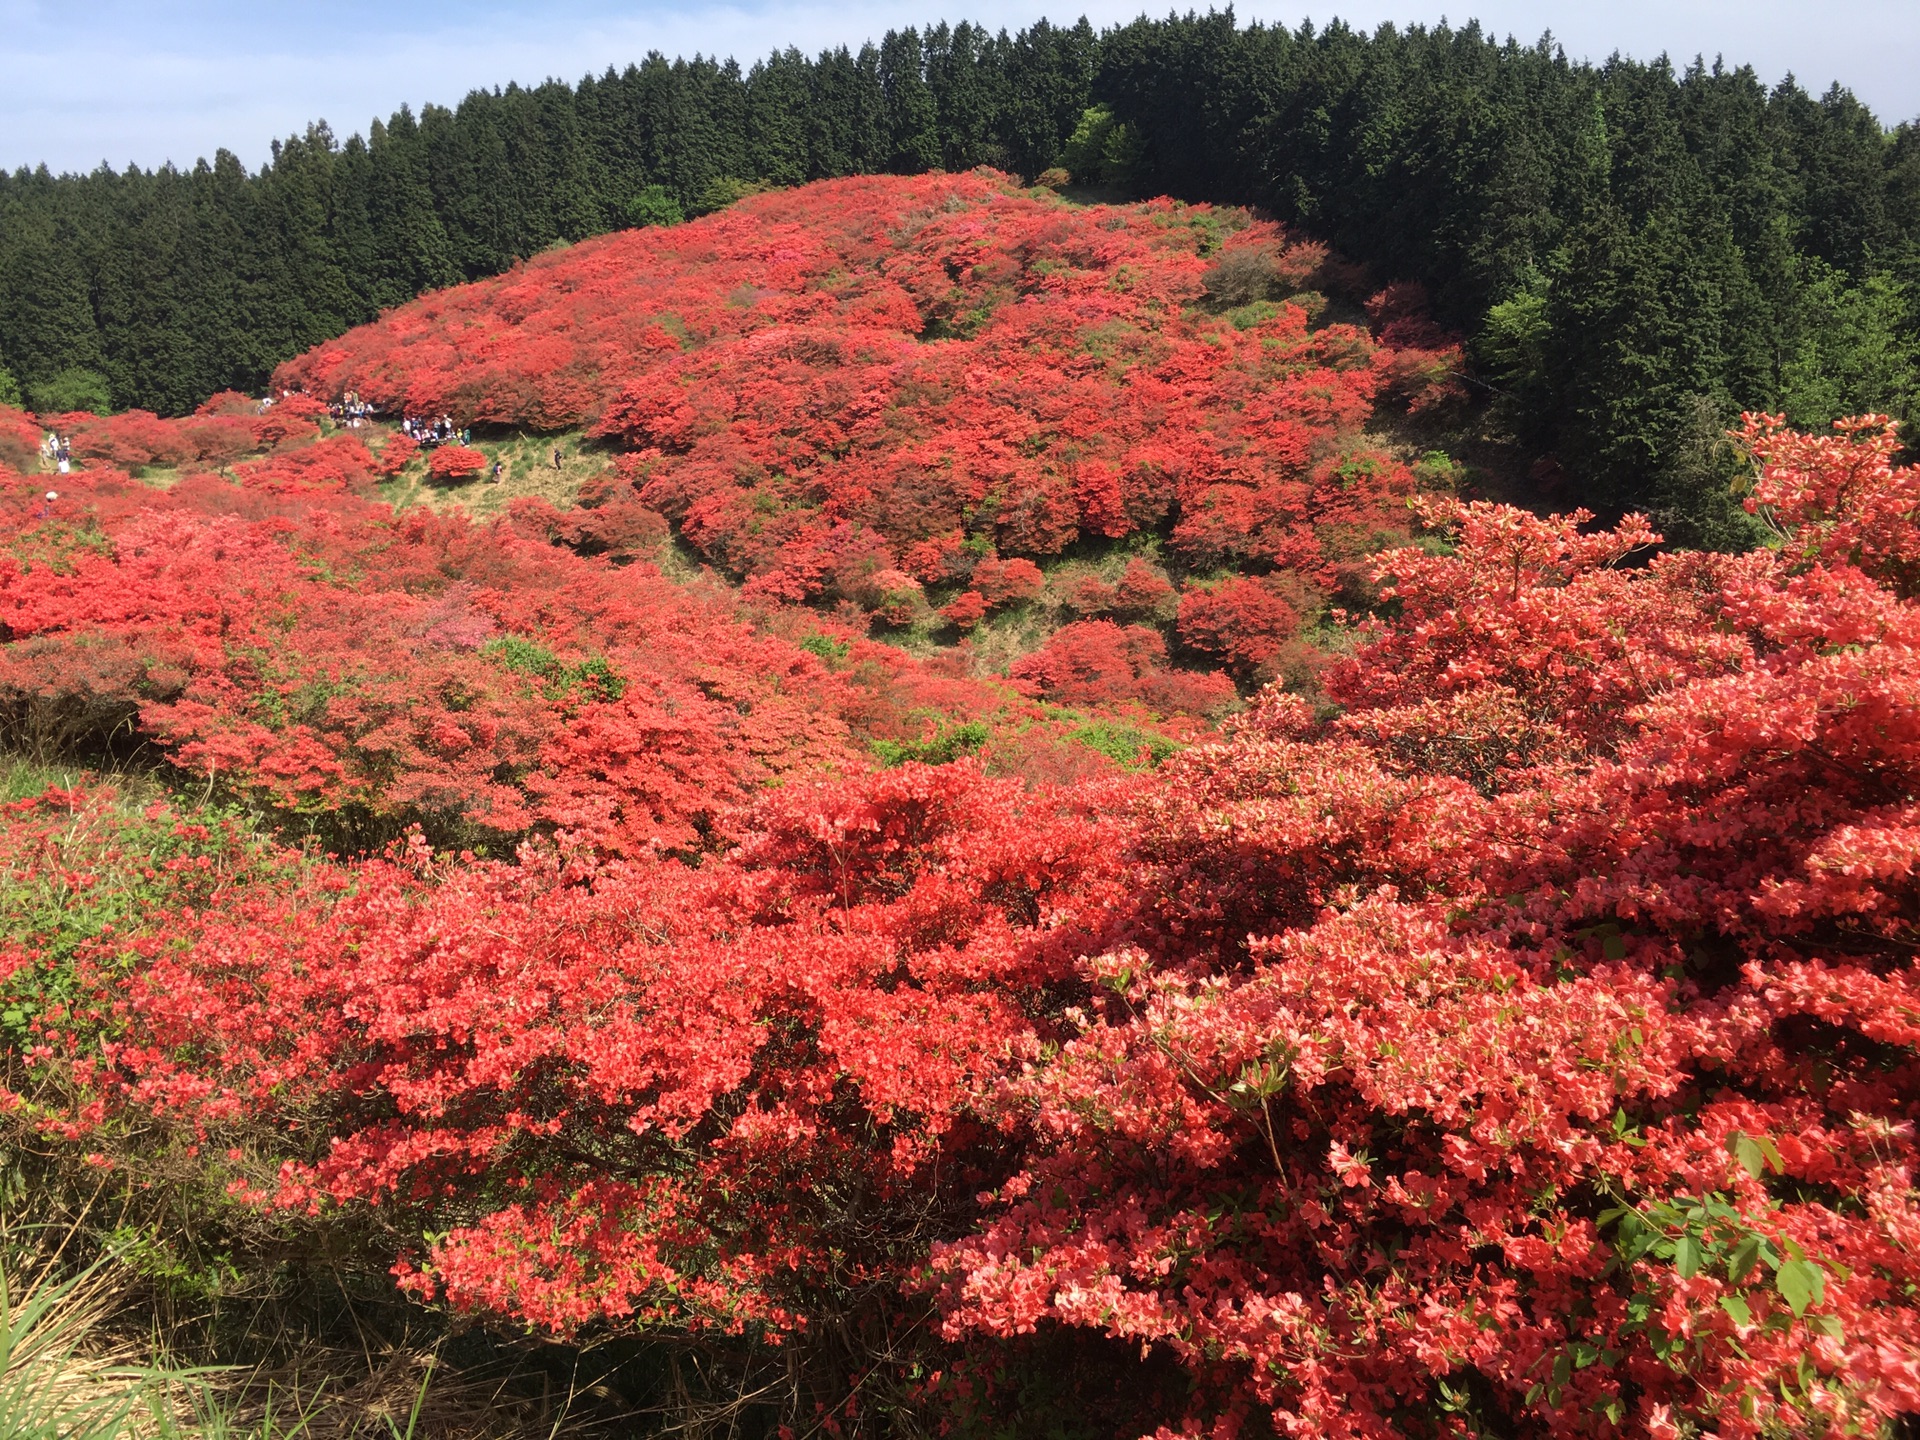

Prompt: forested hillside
xmin=4 ymin=13 xmax=1918 ymax=541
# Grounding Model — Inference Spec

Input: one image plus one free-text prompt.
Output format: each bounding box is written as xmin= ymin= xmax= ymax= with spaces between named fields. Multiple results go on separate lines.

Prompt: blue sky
xmin=4 ymin=0 xmax=1916 ymax=175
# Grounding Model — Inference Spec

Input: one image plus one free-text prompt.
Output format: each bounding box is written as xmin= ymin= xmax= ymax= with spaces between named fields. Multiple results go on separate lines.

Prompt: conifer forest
xmin=1 ymin=10 xmax=1918 ymax=1440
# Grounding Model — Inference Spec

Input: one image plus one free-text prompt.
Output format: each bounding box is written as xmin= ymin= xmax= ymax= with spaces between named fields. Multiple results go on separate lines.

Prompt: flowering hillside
xmin=276 ymin=172 xmax=1459 ymax=643
xmin=0 ymin=400 xmax=1137 ymax=856
xmin=3 ymin=380 xmax=1917 ymax=1438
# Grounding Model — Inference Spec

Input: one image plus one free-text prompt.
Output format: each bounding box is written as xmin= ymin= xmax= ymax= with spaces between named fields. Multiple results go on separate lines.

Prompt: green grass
xmin=1066 ymin=719 xmax=1179 ymax=771
xmin=376 ymin=427 xmax=608 ymax=518
xmin=871 ymin=720 xmax=991 ymax=768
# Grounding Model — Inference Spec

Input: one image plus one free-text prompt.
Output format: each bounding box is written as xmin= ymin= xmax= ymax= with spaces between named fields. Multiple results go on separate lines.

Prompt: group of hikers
xmin=38 ymin=432 xmax=72 ymax=474
xmin=332 ymin=390 xmax=376 ymax=428
xmin=401 ymin=413 xmax=472 ymax=448
xmin=325 ymin=393 xmax=472 ymax=452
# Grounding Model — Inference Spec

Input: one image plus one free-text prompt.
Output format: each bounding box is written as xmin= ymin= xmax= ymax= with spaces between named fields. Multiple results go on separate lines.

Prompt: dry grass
xmin=0 ymin=1252 xmax=578 ymax=1439
xmin=0 ymin=1183 xmax=585 ymax=1440
xmin=0 ymin=1246 xmax=205 ymax=1439
xmin=196 ymin=1342 xmax=564 ymax=1440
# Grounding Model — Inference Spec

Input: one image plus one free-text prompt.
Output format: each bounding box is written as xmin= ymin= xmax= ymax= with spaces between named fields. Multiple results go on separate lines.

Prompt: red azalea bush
xmin=230 ymin=432 xmax=380 ymax=494
xmin=1365 ymin=281 xmax=1470 ymax=411
xmin=931 ymin=418 xmax=1920 ymax=1438
xmin=4 ymin=414 xmax=1916 ymax=1437
xmin=374 ymin=431 xmax=418 ymax=476
xmin=276 ymin=173 xmax=1431 ymax=628
xmin=42 ymin=765 xmax=1138 ymax=1341
xmin=63 ymin=410 xmax=196 ymax=470
xmin=971 ymin=556 xmax=1048 ymax=609
xmin=427 ymin=444 xmax=487 ymax=482
xmin=1176 ymin=573 xmax=1309 ymax=679
xmin=17 ymin=391 xmax=344 ymax=475
xmin=249 ymin=410 xmax=320 ymax=450
xmin=179 ymin=414 xmax=258 ymax=467
xmin=1010 ymin=619 xmax=1235 ymax=719
xmin=940 ymin=589 xmax=989 ymax=630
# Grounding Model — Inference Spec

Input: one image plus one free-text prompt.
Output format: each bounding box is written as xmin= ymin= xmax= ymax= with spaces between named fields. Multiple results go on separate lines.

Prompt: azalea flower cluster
xmin=5 ymin=413 xmax=1916 ymax=1436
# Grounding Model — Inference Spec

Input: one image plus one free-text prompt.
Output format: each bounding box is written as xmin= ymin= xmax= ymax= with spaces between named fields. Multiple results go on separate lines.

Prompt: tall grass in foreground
xmin=0 ymin=1250 xmax=208 ymax=1439
xmin=0 ymin=1247 xmax=503 ymax=1439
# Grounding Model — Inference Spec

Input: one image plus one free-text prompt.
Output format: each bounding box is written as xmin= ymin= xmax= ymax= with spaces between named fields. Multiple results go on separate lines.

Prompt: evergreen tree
xmin=879 ymin=28 xmax=940 ymax=172
xmin=177 ymin=149 xmax=260 ymax=397
xmin=97 ymin=165 xmax=200 ymax=414
xmin=0 ymin=198 xmax=107 ymax=405
xmin=747 ymin=49 xmax=812 ymax=186
xmin=809 ymin=45 xmax=888 ymax=179
xmin=926 ymin=22 xmax=1008 ymax=170
xmin=999 ymin=18 xmax=1097 ymax=178
xmin=365 ymin=108 xmax=460 ymax=309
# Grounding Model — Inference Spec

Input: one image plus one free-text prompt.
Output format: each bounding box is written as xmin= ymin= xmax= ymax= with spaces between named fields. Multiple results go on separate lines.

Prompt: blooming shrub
xmin=1176 ymin=574 xmax=1307 ymax=679
xmin=373 ymin=431 xmax=418 ymax=476
xmin=64 ymin=410 xmax=195 ymax=469
xmin=932 ymin=418 xmax=1920 ymax=1438
xmin=1010 ymin=620 xmax=1235 ymax=718
xmin=940 ymin=589 xmax=989 ymax=630
xmin=426 ymin=443 xmax=487 ymax=482
xmin=971 ymin=556 xmax=1047 ymax=609
xmin=179 ymin=415 xmax=257 ymax=467
xmin=0 ymin=407 xmax=39 ymax=471
xmin=230 ymin=432 xmax=379 ymax=493
xmin=22 ymin=763 xmax=1141 ymax=1350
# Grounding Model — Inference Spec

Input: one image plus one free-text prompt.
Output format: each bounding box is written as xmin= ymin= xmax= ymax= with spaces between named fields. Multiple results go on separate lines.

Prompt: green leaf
xmin=1720 ymin=1294 xmax=1751 ymax=1326
xmin=1674 ymin=1234 xmax=1702 ymax=1280
xmin=1727 ymin=1235 xmax=1762 ymax=1284
xmin=1732 ymin=1134 xmax=1766 ymax=1179
xmin=1774 ymin=1259 xmax=1824 ymax=1316
xmin=1807 ymin=1314 xmax=1844 ymax=1340
xmin=1602 ymin=934 xmax=1627 ymax=960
